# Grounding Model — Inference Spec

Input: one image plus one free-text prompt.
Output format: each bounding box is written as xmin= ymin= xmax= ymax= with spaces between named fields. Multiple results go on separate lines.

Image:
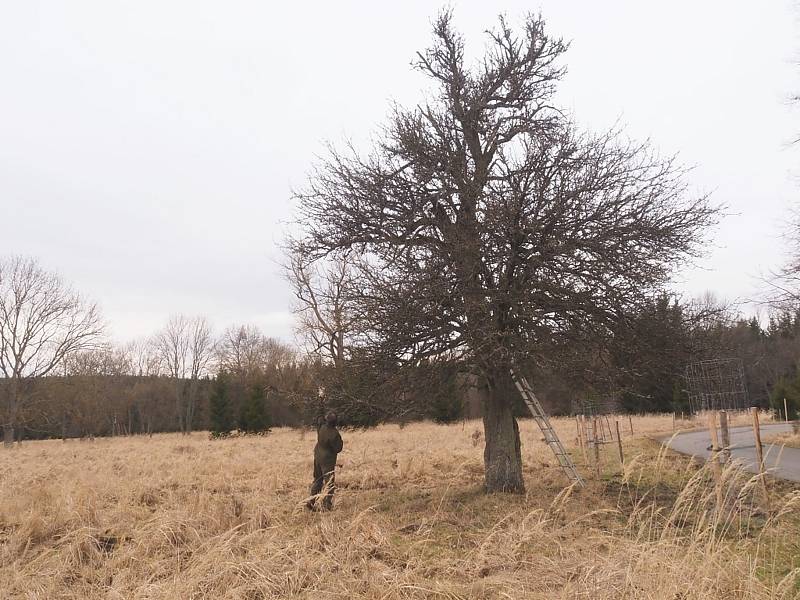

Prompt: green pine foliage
xmin=769 ymin=375 xmax=800 ymax=420
xmin=209 ymin=372 xmax=234 ymax=438
xmin=240 ymin=385 xmax=272 ymax=434
xmin=671 ymin=378 xmax=690 ymax=413
xmin=316 ymin=353 xmax=399 ymax=428
xmin=615 ymin=294 xmax=693 ymax=413
xmin=421 ymin=361 xmax=462 ymax=424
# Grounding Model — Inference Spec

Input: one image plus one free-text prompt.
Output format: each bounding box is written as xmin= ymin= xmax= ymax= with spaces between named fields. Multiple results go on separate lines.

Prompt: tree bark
xmin=175 ymin=380 xmax=185 ymax=434
xmin=3 ymin=424 xmax=13 ymax=447
xmin=482 ymin=371 xmax=524 ymax=493
xmin=184 ymin=383 xmax=196 ymax=436
xmin=4 ymin=378 xmax=19 ymax=448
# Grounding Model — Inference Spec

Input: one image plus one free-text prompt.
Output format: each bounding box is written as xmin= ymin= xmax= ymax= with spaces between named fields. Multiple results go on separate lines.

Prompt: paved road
xmin=662 ymin=423 xmax=800 ymax=483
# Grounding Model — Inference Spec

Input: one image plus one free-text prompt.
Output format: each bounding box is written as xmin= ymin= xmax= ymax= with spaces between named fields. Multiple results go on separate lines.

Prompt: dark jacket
xmin=314 ymin=423 xmax=343 ymax=472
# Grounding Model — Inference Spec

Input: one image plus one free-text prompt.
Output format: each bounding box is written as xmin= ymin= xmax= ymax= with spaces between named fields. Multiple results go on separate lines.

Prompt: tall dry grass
xmin=0 ymin=414 xmax=797 ymax=599
xmin=765 ymin=423 xmax=800 ymax=449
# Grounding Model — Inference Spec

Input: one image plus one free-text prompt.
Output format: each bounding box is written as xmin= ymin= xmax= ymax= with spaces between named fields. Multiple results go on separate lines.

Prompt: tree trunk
xmin=184 ymin=378 xmax=200 ymax=436
xmin=481 ymin=371 xmax=524 ymax=493
xmin=175 ymin=380 xmax=185 ymax=434
xmin=4 ymin=378 xmax=19 ymax=448
xmin=3 ymin=424 xmax=13 ymax=447
xmin=185 ymin=398 xmax=194 ymax=436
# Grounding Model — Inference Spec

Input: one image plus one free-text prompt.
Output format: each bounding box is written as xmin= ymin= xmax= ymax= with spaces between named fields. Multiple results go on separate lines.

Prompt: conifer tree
xmin=209 ymin=372 xmax=233 ymax=437
xmin=240 ymin=385 xmax=271 ymax=434
xmin=770 ymin=375 xmax=800 ymax=420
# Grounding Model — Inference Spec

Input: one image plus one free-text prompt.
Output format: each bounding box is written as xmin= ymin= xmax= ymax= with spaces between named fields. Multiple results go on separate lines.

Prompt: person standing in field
xmin=307 ymin=411 xmax=343 ymax=511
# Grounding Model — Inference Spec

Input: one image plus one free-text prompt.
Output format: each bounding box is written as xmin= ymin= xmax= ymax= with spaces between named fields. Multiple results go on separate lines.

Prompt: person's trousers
xmin=309 ymin=460 xmax=335 ymax=510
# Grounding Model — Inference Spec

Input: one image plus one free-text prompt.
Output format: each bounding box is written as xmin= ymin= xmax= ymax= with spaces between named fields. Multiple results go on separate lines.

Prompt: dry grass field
xmin=1 ymin=414 xmax=799 ymax=599
xmin=767 ymin=427 xmax=800 ymax=450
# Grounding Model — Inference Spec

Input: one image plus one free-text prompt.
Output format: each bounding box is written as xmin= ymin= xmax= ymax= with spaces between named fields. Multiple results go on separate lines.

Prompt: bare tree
xmin=762 ymin=208 xmax=800 ymax=310
xmin=217 ymin=324 xmax=261 ymax=375
xmin=0 ymin=256 xmax=103 ymax=446
xmin=292 ymin=12 xmax=718 ymax=492
xmin=63 ymin=344 xmax=132 ymax=437
xmin=125 ymin=338 xmax=164 ymax=436
xmin=127 ymin=338 xmax=162 ymax=377
xmin=216 ymin=324 xmax=293 ymax=376
xmin=153 ymin=315 xmax=214 ymax=435
xmin=215 ymin=322 xmax=296 ymax=402
xmin=286 ymin=251 xmax=357 ymax=368
xmin=66 ymin=345 xmax=132 ymax=377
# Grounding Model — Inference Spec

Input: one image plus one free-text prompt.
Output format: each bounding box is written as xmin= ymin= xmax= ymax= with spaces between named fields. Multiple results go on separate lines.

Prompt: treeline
xmin=0 ymin=253 xmax=469 ymax=441
xmin=4 ymin=254 xmax=800 ymax=443
xmin=299 ymin=293 xmax=800 ymax=423
xmin=3 ymin=317 xmax=470 ymax=440
xmin=540 ymin=295 xmax=800 ymax=418
xmin=11 ymin=367 xmax=312 ymax=441
xmin=10 ymin=299 xmax=800 ymax=442
xmin=6 ymin=302 xmax=800 ymax=442
xmin=2 ymin=321 xmax=320 ymax=440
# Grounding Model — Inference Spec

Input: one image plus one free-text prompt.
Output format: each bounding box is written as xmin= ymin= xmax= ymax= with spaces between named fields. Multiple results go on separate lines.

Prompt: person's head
xmin=325 ymin=411 xmax=338 ymax=427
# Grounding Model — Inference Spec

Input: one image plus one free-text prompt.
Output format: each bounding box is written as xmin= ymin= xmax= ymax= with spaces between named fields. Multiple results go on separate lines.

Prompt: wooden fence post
xmin=593 ymin=417 xmax=601 ymax=478
xmin=752 ymin=407 xmax=764 ymax=470
xmin=615 ymin=420 xmax=624 ymax=466
xmin=707 ymin=411 xmax=723 ymax=510
xmin=719 ymin=410 xmax=730 ymax=463
xmin=784 ymin=398 xmax=789 ymax=423
xmin=584 ymin=416 xmax=591 ymax=463
xmin=629 ymin=415 xmax=634 ymax=436
xmin=584 ymin=416 xmax=590 ymax=460
xmin=751 ymin=407 xmax=769 ymax=504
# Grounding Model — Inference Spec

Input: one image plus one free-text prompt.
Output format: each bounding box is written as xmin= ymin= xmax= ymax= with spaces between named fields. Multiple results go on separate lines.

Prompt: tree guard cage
xmin=571 ymin=396 xmax=621 ymax=417
xmin=684 ymin=358 xmax=749 ymax=413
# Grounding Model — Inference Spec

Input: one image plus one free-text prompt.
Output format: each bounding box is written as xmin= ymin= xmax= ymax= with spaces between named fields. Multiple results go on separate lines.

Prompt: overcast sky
xmin=1 ymin=1 xmax=798 ymax=344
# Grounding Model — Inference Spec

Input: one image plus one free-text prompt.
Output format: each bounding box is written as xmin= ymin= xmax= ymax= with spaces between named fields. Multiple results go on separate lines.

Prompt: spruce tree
xmin=770 ymin=375 xmax=800 ymax=420
xmin=209 ymin=372 xmax=233 ymax=437
xmin=421 ymin=361 xmax=463 ymax=424
xmin=240 ymin=385 xmax=271 ymax=434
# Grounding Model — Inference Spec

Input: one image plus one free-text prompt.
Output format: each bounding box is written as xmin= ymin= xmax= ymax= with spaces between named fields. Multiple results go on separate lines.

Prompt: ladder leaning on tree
xmin=509 ymin=368 xmax=586 ymax=488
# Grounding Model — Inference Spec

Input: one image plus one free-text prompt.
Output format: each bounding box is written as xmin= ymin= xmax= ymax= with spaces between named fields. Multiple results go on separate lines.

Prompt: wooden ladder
xmin=510 ymin=368 xmax=586 ymax=488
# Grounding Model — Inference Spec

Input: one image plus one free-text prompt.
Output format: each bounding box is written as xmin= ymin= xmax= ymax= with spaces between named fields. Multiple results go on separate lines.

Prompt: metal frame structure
xmin=571 ymin=395 xmax=621 ymax=417
xmin=684 ymin=358 xmax=749 ymax=413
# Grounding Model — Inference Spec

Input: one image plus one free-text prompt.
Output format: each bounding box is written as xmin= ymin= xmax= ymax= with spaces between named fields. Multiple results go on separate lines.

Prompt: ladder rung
xmin=511 ymin=368 xmax=585 ymax=488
